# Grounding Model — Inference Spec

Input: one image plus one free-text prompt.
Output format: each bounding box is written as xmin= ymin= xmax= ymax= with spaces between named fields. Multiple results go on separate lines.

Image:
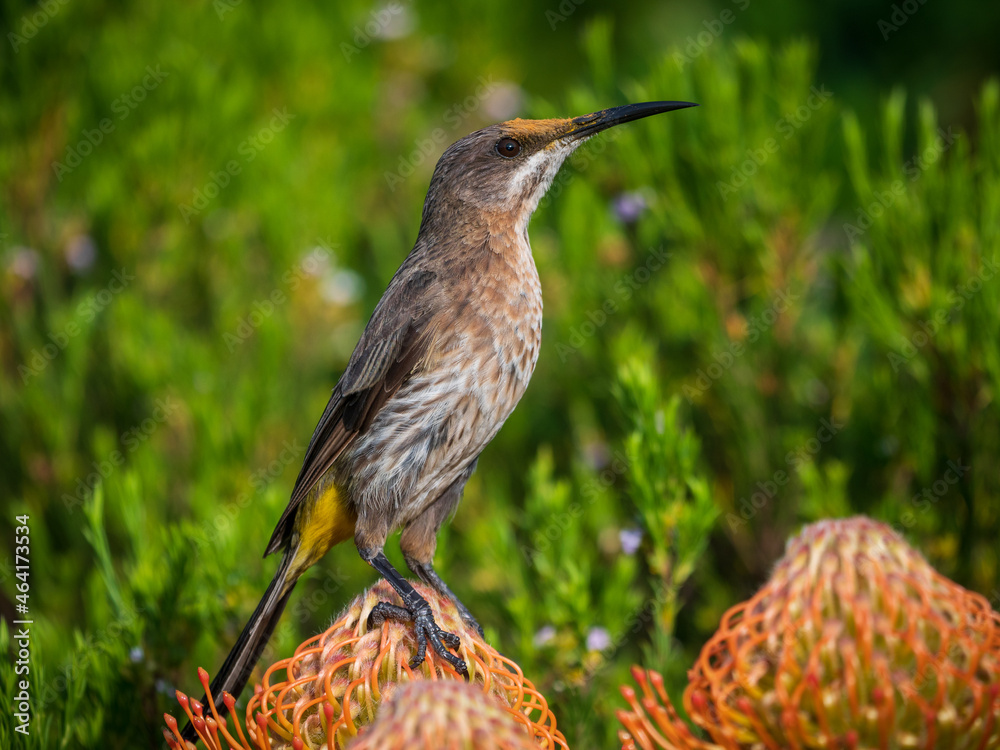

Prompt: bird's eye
xmin=495 ymin=137 xmax=522 ymax=158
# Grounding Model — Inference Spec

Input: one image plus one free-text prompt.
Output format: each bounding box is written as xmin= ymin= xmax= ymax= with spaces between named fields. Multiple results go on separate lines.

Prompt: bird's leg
xmin=399 ymin=459 xmax=484 ymax=636
xmin=360 ymin=548 xmax=468 ymax=678
xmin=404 ymin=556 xmax=484 ymax=638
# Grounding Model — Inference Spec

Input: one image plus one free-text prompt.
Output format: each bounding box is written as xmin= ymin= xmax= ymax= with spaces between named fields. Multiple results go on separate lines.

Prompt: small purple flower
xmin=619 ymin=528 xmax=643 ymax=555
xmin=583 ymin=440 xmax=610 ymax=470
xmin=483 ymin=82 xmax=525 ymax=122
xmin=586 ymin=626 xmax=611 ymax=652
xmin=533 ymin=625 xmax=556 ymax=647
xmin=373 ymin=4 xmax=413 ymax=40
xmin=65 ymin=235 xmax=97 ymax=272
xmin=10 ymin=248 xmax=39 ymax=280
xmin=612 ymin=191 xmax=648 ymax=224
xmin=322 ymin=270 xmax=363 ymax=305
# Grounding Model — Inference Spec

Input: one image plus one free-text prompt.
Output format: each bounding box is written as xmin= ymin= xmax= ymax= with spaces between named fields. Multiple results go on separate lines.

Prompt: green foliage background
xmin=2 ymin=0 xmax=999 ymax=748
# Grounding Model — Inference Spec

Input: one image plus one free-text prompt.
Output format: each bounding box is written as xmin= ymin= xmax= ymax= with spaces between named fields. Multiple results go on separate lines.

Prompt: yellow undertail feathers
xmin=291 ymin=481 xmax=357 ymax=574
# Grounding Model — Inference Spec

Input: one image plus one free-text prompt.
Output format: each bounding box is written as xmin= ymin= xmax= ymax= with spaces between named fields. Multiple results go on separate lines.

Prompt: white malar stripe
xmin=507 ymin=138 xmax=583 ymax=232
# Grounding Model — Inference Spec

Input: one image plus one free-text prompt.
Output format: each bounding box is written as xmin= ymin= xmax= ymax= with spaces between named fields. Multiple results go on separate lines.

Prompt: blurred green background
xmin=2 ymin=0 xmax=999 ymax=748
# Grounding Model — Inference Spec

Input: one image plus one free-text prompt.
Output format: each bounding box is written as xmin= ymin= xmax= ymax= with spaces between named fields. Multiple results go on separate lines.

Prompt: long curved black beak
xmin=566 ymin=101 xmax=698 ymax=140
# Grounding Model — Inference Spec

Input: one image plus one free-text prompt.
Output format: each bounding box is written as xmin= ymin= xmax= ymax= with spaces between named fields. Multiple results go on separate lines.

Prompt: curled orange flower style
xmin=166 ymin=579 xmax=568 ymax=750
xmin=618 ymin=517 xmax=1000 ymax=750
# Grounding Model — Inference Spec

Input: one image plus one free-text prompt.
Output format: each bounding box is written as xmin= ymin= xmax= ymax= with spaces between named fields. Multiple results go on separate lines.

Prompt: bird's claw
xmin=368 ymin=600 xmax=468 ymax=679
xmin=367 ymin=601 xmax=410 ymax=628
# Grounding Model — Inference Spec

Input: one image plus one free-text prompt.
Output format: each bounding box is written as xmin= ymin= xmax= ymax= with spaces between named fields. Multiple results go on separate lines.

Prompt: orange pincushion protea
xmin=350 ymin=680 xmax=542 ymax=750
xmin=618 ymin=517 xmax=1000 ymax=750
xmin=165 ymin=579 xmax=567 ymax=750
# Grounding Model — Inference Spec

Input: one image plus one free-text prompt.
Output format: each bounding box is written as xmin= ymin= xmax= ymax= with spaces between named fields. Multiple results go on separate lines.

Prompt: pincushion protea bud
xmin=166 ymin=579 xmax=567 ymax=750
xmin=617 ymin=517 xmax=1000 ymax=750
xmin=350 ymin=680 xmax=541 ymax=750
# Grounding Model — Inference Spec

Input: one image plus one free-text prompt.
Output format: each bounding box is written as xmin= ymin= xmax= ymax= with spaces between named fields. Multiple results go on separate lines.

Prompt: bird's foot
xmin=368 ymin=600 xmax=468 ymax=678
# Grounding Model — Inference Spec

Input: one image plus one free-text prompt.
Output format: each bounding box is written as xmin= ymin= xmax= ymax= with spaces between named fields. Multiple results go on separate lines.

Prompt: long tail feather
xmin=180 ymin=549 xmax=297 ymax=743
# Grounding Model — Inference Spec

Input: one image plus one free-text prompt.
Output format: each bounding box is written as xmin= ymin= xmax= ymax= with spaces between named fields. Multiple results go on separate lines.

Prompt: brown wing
xmin=264 ymin=267 xmax=441 ymax=556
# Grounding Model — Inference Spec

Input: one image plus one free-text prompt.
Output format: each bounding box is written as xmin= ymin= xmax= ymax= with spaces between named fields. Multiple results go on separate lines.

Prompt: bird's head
xmin=420 ymin=101 xmax=697 ymax=237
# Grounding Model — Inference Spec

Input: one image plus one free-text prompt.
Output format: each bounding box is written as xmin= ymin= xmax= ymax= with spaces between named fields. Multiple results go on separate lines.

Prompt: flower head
xmin=167 ymin=579 xmax=567 ymax=750
xmin=350 ymin=679 xmax=540 ymax=750
xmin=618 ymin=517 xmax=1000 ymax=749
